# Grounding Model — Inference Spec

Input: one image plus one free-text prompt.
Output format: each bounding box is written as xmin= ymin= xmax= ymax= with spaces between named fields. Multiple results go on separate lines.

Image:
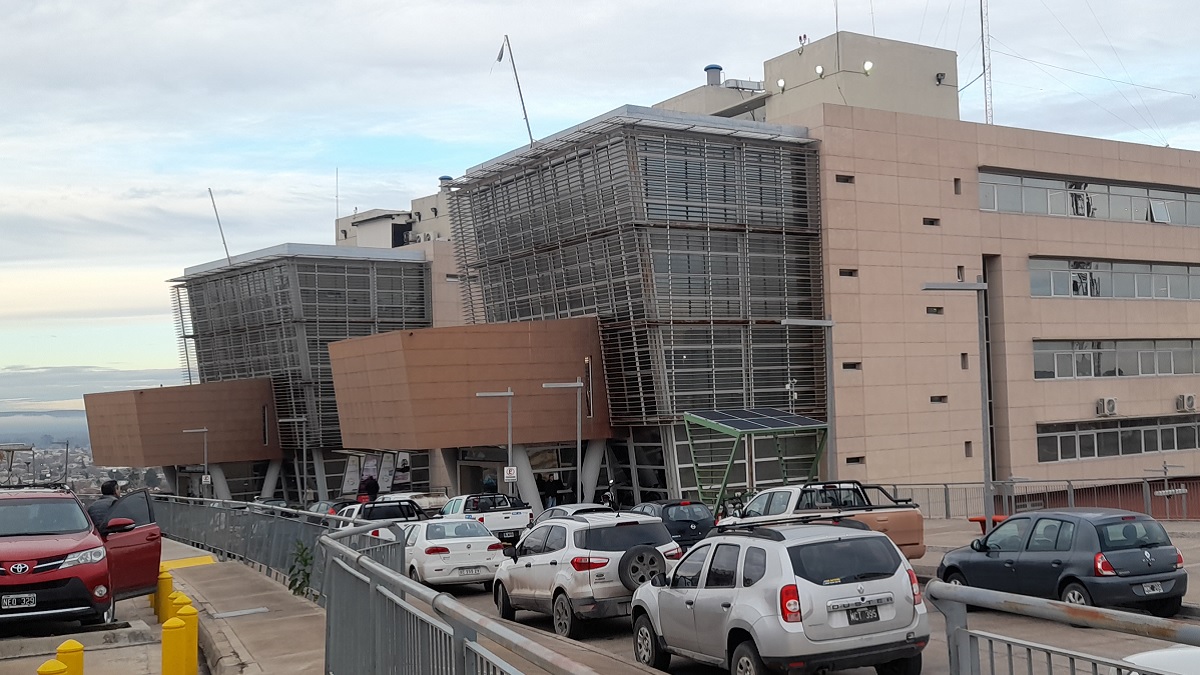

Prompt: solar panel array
xmin=686 ymin=408 xmax=826 ymax=434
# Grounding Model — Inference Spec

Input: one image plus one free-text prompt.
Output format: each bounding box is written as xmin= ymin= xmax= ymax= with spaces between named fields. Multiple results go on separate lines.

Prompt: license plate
xmin=1143 ymin=582 xmax=1164 ymax=595
xmin=1 ymin=594 xmax=36 ymax=609
xmin=848 ymin=606 xmax=880 ymax=625
xmin=458 ymin=567 xmax=481 ymax=576
xmin=499 ymin=531 xmax=519 ymax=541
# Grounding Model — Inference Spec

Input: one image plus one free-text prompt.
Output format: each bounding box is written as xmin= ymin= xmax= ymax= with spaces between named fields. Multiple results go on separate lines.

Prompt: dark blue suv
xmin=938 ymin=508 xmax=1186 ymax=617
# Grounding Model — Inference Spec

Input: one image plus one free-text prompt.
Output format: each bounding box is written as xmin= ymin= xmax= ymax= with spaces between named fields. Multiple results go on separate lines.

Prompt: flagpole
xmin=499 ymin=35 xmax=535 ymax=148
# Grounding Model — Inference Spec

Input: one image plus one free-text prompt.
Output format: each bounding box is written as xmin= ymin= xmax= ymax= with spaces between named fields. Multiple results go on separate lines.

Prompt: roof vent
xmin=704 ymin=64 xmax=723 ymax=86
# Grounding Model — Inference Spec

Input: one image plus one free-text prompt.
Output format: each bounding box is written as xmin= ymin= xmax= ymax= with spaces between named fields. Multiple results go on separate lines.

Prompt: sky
xmin=2 ymin=0 xmax=1199 ymax=413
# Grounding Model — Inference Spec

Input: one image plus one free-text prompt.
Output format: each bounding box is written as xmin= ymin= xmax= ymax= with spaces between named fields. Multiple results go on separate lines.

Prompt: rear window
xmin=575 ymin=522 xmax=672 ymax=551
xmin=664 ymin=504 xmax=713 ymax=521
xmin=1096 ymin=519 xmax=1171 ymax=551
xmin=361 ymin=502 xmax=425 ymax=521
xmin=425 ymin=521 xmax=492 ymax=539
xmin=796 ymin=487 xmax=868 ymax=509
xmin=0 ymin=498 xmax=91 ymax=536
xmin=788 ymin=536 xmax=901 ymax=586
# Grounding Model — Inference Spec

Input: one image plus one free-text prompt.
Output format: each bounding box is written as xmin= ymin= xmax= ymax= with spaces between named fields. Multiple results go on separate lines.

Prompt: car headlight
xmin=60 ymin=547 xmax=106 ymax=569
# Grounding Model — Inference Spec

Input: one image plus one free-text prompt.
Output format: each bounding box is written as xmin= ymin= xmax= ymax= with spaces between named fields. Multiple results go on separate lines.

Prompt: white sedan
xmin=400 ymin=520 xmax=506 ymax=588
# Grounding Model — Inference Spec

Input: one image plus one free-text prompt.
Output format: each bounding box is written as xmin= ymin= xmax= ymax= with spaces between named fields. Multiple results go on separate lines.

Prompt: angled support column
xmin=260 ymin=459 xmax=282 ymax=499
xmin=581 ymin=439 xmax=605 ymax=504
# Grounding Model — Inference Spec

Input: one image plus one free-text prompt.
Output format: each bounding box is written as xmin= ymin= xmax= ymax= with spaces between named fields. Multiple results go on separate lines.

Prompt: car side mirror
xmin=106 ymin=517 xmax=136 ymax=534
xmin=650 ymin=573 xmax=668 ymax=588
xmin=970 ymin=538 xmax=986 ymax=552
xmin=503 ymin=545 xmax=518 ymax=560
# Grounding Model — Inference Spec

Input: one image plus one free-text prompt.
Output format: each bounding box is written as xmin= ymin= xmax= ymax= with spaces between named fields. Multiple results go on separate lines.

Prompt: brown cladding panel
xmin=85 ymin=379 xmax=284 ymax=467
xmin=331 ymin=317 xmax=614 ymax=450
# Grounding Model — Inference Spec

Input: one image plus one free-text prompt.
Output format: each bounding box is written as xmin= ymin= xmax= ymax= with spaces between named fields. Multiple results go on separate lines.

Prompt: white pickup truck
xmin=719 ymin=481 xmax=926 ymax=559
xmin=438 ymin=493 xmax=533 ymax=545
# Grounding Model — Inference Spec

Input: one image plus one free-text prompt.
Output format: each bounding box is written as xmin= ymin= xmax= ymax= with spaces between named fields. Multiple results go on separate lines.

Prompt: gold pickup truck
xmin=717 ymin=481 xmax=926 ymax=560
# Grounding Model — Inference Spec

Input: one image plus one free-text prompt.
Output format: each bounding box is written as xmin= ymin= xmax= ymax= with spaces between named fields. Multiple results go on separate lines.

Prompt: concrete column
xmin=428 ymin=448 xmax=456 ymax=495
xmin=209 ymin=464 xmax=233 ymax=501
xmin=311 ymin=449 xmax=329 ymax=501
xmin=260 ymin=459 xmax=282 ymax=499
xmin=581 ymin=439 xmax=606 ymax=504
xmin=162 ymin=465 xmax=179 ymax=496
xmin=511 ymin=445 xmax=543 ymax=516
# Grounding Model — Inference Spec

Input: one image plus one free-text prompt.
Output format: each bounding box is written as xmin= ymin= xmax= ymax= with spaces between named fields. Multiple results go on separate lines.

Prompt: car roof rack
xmin=710 ymin=513 xmax=871 ymax=539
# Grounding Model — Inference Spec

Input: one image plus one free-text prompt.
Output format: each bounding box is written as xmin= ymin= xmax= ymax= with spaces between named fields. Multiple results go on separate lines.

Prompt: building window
xmin=1030 ymin=257 xmax=1200 ymax=301
xmin=1033 ymin=339 xmax=1200 ymax=380
xmin=981 ymin=172 xmax=1198 ymax=227
xmin=923 ymin=217 xmax=941 ymax=227
xmin=1036 ymin=414 xmax=1200 ymax=462
xmin=835 ymin=174 xmax=855 ymax=184
xmin=954 ymin=178 xmax=962 ymax=195
xmin=930 ymin=395 xmax=948 ymax=404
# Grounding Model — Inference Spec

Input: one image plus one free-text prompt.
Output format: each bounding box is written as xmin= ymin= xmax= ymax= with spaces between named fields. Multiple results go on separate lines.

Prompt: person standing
xmin=546 ymin=473 xmax=563 ymax=507
xmin=362 ymin=474 xmax=380 ymax=502
xmin=88 ymin=480 xmax=121 ymax=532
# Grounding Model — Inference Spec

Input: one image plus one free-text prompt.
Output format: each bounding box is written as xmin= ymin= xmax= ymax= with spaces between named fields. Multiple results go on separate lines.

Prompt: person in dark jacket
xmin=88 ymin=480 xmax=120 ymax=532
xmin=360 ymin=474 xmax=380 ymax=502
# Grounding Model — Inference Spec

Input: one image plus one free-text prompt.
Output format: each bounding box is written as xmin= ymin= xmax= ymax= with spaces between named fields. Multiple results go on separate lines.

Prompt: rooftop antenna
xmin=207 ymin=188 xmax=234 ymax=266
xmin=980 ymin=0 xmax=994 ymax=124
xmin=496 ymin=35 xmax=535 ymax=148
xmin=336 ymin=167 xmax=340 ymax=220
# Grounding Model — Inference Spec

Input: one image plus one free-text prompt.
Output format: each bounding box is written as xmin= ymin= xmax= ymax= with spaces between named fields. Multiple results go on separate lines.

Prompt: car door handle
xmin=1004 ymin=560 xmax=1015 ymax=567
xmin=721 ymin=602 xmax=731 ymax=609
xmin=685 ymin=600 xmax=694 ymax=607
xmin=524 ymin=563 xmax=532 ymax=568
xmin=549 ymin=561 xmax=558 ymax=566
xmin=1051 ymin=560 xmax=1062 ymax=567
xmin=145 ymin=533 xmax=160 ymax=541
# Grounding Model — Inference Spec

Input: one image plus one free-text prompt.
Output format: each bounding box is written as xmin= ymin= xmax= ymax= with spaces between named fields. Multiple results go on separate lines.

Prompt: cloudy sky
xmin=2 ymin=0 xmax=1197 ymax=413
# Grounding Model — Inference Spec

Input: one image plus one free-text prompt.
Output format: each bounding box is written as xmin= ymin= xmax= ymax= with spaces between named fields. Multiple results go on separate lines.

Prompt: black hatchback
xmin=628 ymin=499 xmax=715 ymax=549
xmin=937 ymin=508 xmax=1187 ymax=617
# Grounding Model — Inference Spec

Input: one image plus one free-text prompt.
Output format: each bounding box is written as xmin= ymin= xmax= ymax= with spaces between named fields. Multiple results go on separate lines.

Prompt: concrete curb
xmin=505 ymin=620 xmax=659 ymax=674
xmin=0 ymin=621 xmax=157 ymax=661
xmin=171 ymin=576 xmax=264 ymax=675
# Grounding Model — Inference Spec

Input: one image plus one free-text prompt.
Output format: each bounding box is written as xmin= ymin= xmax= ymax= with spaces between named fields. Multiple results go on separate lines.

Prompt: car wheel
xmin=633 ymin=614 xmax=671 ymax=671
xmin=618 ymin=545 xmax=667 ymax=592
xmin=730 ymin=639 xmax=766 ymax=675
xmin=1061 ymin=582 xmax=1093 ymax=607
xmin=552 ymin=592 xmax=578 ymax=639
xmin=409 ymin=567 xmax=422 ymax=584
xmin=1147 ymin=596 xmax=1183 ymax=618
xmin=495 ymin=583 xmax=515 ymax=621
xmin=945 ymin=571 xmax=967 ymax=586
xmin=80 ymin=599 xmax=115 ymax=626
xmin=875 ymin=653 xmax=922 ymax=675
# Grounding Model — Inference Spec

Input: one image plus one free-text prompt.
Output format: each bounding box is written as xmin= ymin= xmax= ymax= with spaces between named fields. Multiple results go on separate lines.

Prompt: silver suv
xmin=494 ymin=512 xmax=681 ymax=638
xmin=630 ymin=520 xmax=929 ymax=675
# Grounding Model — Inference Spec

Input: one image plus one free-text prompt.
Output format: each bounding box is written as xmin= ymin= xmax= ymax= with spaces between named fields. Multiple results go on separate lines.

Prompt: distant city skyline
xmin=3 ymin=0 xmax=1199 ymax=412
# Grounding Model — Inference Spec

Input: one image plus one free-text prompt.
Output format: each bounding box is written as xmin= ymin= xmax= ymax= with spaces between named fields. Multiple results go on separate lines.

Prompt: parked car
xmin=631 ymin=520 xmax=928 ymax=675
xmin=0 ymin=486 xmax=162 ymax=625
xmin=937 ymin=508 xmax=1186 ymax=617
xmin=440 ymin=494 xmax=533 ymax=544
xmin=528 ymin=503 xmax=613 ymax=529
xmin=396 ymin=520 xmax=506 ymax=588
xmin=333 ymin=499 xmax=429 ymax=540
xmin=494 ymin=512 xmax=681 ymax=638
xmin=381 ymin=491 xmax=451 ymax=516
xmin=719 ymin=481 xmax=926 ymax=559
xmin=629 ymin=499 xmax=715 ymax=549
xmin=1113 ymin=645 xmax=1197 ymax=675
xmin=305 ymin=499 xmax=357 ymax=525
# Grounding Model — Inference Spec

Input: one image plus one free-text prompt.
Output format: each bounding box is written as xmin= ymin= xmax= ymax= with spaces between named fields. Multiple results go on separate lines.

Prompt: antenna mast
xmin=980 ymin=0 xmax=994 ymax=124
xmin=208 ymin=188 xmax=233 ymax=266
xmin=498 ymin=35 xmax=535 ymax=148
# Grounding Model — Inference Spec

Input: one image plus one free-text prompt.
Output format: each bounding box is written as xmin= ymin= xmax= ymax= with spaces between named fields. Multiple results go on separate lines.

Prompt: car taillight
xmin=328 ymin=508 xmax=336 ymax=515
xmin=425 ymin=546 xmax=450 ymax=555
xmin=370 ymin=529 xmax=380 ymax=537
xmin=665 ymin=546 xmax=683 ymax=560
xmin=1177 ymin=550 xmax=1185 ymax=570
xmin=1094 ymin=552 xmax=1116 ymax=576
xmin=487 ymin=543 xmax=506 ymax=551
xmin=679 ymin=501 xmax=691 ymax=506
xmin=907 ymin=569 xmax=922 ymax=605
xmin=780 ymin=584 xmax=802 ymax=623
xmin=570 ymin=557 xmax=609 ymax=572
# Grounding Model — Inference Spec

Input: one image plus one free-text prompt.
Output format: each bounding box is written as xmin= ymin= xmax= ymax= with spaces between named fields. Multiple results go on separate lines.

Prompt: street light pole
xmin=543 ymin=378 xmax=584 ymax=503
xmin=182 ymin=428 xmax=209 ymax=498
xmin=922 ymin=279 xmax=993 ymax=531
xmin=476 ymin=389 xmax=515 ymax=495
xmin=781 ymin=318 xmax=837 ymax=479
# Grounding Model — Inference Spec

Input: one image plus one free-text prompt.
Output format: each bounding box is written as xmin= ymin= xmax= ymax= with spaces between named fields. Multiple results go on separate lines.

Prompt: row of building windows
xmin=1030 ymin=258 xmax=1200 ymax=300
xmin=1034 ymin=340 xmax=1200 ymax=380
xmin=1037 ymin=414 xmax=1200 ymax=463
xmin=981 ymin=173 xmax=1200 ymax=226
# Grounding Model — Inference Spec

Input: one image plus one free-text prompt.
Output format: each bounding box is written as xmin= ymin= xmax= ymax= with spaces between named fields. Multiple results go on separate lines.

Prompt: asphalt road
xmin=436 ymin=583 xmax=1184 ymax=674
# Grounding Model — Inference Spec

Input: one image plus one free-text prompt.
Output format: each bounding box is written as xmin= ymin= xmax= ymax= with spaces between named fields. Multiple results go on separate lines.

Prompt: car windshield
xmin=575 ymin=522 xmax=672 ymax=551
xmin=1096 ymin=519 xmax=1172 ymax=551
xmin=788 ymin=537 xmax=901 ymax=586
xmin=664 ymin=504 xmax=712 ymax=521
xmin=0 ymin=498 xmax=92 ymax=536
xmin=425 ymin=521 xmax=492 ymax=539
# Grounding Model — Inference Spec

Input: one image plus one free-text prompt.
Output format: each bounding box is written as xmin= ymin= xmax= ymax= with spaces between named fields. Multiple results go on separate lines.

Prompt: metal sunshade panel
xmin=683 ymin=408 xmax=827 ymax=436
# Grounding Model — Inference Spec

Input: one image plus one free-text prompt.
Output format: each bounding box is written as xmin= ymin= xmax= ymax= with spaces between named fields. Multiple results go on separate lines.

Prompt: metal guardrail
xmin=927 ymin=579 xmax=1197 ymax=675
xmin=890 ymin=478 xmax=1195 ymax=520
xmin=152 ymin=496 xmax=602 ymax=675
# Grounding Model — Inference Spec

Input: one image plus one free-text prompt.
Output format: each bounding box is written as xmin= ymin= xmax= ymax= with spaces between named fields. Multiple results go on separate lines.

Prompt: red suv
xmin=0 ymin=486 xmax=162 ymax=624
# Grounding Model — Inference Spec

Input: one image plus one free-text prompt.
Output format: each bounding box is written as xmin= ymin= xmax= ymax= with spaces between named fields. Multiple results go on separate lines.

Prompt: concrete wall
xmin=329 ymin=317 xmax=612 ymax=450
xmin=84 ymin=379 xmax=283 ymax=467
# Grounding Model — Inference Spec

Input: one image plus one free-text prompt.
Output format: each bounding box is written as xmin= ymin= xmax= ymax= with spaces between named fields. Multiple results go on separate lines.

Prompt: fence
xmin=152 ymin=496 xmax=602 ymax=675
xmin=890 ymin=478 xmax=1197 ymax=520
xmin=927 ymin=580 xmax=1200 ymax=675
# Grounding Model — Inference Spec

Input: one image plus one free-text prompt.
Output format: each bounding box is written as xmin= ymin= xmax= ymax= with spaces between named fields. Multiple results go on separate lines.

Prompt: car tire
xmin=875 ymin=653 xmax=922 ymax=675
xmin=552 ymin=592 xmax=578 ymax=639
xmin=495 ymin=583 xmax=515 ymax=621
xmin=633 ymin=614 xmax=671 ymax=671
xmin=80 ymin=599 xmax=115 ymax=626
xmin=618 ymin=546 xmax=667 ymax=592
xmin=945 ymin=570 xmax=967 ymax=586
xmin=730 ymin=639 xmax=767 ymax=675
xmin=1147 ymin=596 xmax=1183 ymax=618
xmin=409 ymin=567 xmax=421 ymax=584
xmin=1061 ymin=582 xmax=1093 ymax=607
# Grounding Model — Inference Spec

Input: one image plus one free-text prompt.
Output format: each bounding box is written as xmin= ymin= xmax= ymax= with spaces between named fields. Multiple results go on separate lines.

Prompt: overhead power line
xmin=991 ymin=48 xmax=1195 ymax=99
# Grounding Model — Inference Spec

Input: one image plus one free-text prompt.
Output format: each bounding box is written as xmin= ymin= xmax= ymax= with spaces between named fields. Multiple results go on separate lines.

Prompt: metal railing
xmin=891 ymin=478 xmax=1196 ymax=520
xmin=152 ymin=496 xmax=603 ymax=675
xmin=928 ymin=579 xmax=1198 ymax=675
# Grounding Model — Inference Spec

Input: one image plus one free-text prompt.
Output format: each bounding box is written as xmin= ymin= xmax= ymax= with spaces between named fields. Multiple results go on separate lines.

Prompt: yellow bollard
xmin=164 ymin=591 xmax=183 ymax=623
xmin=176 ymin=605 xmax=199 ymax=675
xmin=171 ymin=594 xmax=192 ymax=626
xmin=154 ymin=571 xmax=174 ymax=622
xmin=55 ymin=640 xmax=83 ymax=675
xmin=161 ymin=618 xmax=186 ymax=675
xmin=36 ymin=660 xmax=67 ymax=675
